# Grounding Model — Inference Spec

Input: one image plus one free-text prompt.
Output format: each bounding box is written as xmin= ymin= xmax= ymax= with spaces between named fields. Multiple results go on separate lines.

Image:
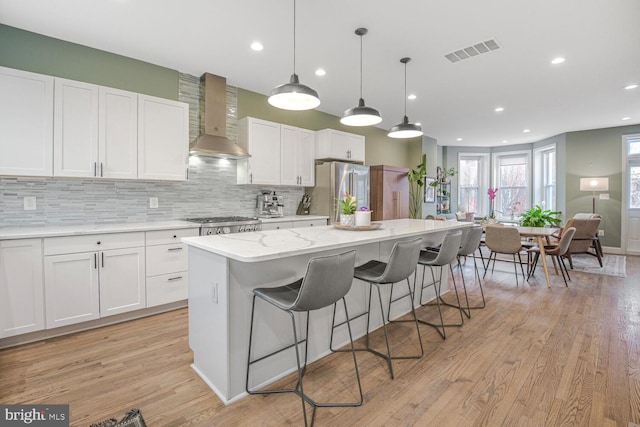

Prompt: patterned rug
xmin=569 ymin=254 xmax=626 ymax=277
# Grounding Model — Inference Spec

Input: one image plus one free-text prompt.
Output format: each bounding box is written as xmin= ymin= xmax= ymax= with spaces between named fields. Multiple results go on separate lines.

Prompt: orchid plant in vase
xmin=487 ymin=187 xmax=498 ymax=220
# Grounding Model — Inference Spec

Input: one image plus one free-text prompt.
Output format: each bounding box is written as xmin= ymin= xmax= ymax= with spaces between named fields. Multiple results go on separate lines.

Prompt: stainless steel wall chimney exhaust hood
xmin=189 ymin=73 xmax=250 ymax=159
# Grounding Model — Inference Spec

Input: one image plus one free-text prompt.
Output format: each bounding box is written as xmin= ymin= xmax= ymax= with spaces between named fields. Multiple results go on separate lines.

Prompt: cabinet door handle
xmin=186 ymin=168 xmax=189 ymax=180
xmin=250 ymin=173 xmax=253 ymax=184
xmin=173 ymin=235 xmax=177 ymax=239
xmin=94 ymin=162 xmax=97 ymax=177
xmin=94 ymin=253 xmax=97 ymax=269
xmin=100 ymin=162 xmax=103 ymax=177
xmin=168 ymin=276 xmax=183 ymax=282
xmin=168 ymin=247 xmax=183 ymax=251
xmin=101 ymin=252 xmax=104 ymax=268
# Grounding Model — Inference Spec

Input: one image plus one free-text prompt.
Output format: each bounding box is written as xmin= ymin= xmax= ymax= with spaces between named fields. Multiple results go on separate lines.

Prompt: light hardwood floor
xmin=1 ymin=255 xmax=639 ymax=426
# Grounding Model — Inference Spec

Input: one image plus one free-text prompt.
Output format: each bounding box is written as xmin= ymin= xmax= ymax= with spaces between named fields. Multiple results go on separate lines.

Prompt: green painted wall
xmin=565 ymin=124 xmax=640 ymax=248
xmin=237 ymin=88 xmax=421 ymax=169
xmin=0 ymin=24 xmax=178 ymax=99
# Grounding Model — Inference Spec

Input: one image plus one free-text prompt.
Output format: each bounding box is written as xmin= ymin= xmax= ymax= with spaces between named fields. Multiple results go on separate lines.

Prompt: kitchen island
xmin=183 ymin=218 xmax=470 ymax=404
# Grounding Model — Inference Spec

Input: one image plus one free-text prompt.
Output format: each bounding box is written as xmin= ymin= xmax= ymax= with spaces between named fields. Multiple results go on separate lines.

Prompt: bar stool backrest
xmin=376 ymin=238 xmax=422 ymax=284
xmin=293 ymin=250 xmax=357 ymax=312
xmin=458 ymin=225 xmax=483 ymax=257
xmin=427 ymin=230 xmax=463 ymax=266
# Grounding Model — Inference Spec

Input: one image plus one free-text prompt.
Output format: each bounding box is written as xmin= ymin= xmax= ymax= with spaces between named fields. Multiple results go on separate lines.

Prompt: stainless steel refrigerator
xmin=307 ymin=161 xmax=370 ymax=223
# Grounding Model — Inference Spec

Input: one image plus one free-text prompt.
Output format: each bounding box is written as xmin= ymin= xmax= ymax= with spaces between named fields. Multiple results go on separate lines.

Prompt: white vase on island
xmin=354 ymin=210 xmax=372 ymax=227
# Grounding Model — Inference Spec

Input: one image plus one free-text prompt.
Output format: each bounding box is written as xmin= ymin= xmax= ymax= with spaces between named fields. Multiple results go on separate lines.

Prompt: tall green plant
xmin=408 ymin=154 xmax=427 ymax=219
xmin=519 ymin=205 xmax=561 ymax=227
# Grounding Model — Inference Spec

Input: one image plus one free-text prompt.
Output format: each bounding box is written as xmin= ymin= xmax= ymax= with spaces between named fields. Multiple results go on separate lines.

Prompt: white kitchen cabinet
xmin=99 ymin=87 xmax=138 ymax=179
xmin=281 ymin=125 xmax=315 ymax=186
xmin=53 ymin=78 xmax=99 ymax=177
xmin=145 ymin=228 xmax=198 ymax=307
xmin=0 ymin=66 xmax=54 ymax=177
xmin=0 ymin=239 xmax=45 ymax=338
xmin=44 ymin=251 xmax=100 ymax=328
xmin=315 ymin=128 xmax=365 ymax=163
xmin=292 ymin=219 xmax=328 ymax=228
xmin=43 ymin=232 xmax=146 ymax=328
xmin=260 ymin=221 xmax=294 ymax=231
xmin=138 ymin=94 xmax=189 ymax=181
xmin=237 ymin=117 xmax=281 ymax=185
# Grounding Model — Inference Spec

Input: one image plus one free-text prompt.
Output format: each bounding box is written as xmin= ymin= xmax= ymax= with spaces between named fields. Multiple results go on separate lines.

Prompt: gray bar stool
xmin=245 ymin=250 xmax=362 ymax=427
xmin=450 ymin=225 xmax=486 ymax=318
xmin=330 ymin=238 xmax=423 ymax=380
xmin=416 ymin=230 xmax=464 ymax=340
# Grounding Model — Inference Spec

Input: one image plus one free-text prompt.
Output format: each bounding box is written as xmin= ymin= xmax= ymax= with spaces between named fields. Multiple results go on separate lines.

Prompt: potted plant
xmin=407 ymin=154 xmax=427 ymax=219
xmin=337 ymin=191 xmax=357 ymax=226
xmin=519 ymin=205 xmax=562 ymax=227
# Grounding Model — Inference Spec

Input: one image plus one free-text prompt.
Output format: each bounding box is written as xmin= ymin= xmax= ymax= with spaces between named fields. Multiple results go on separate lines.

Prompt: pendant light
xmin=268 ymin=0 xmax=320 ymax=111
xmin=388 ymin=57 xmax=423 ymax=138
xmin=340 ymin=28 xmax=382 ymax=126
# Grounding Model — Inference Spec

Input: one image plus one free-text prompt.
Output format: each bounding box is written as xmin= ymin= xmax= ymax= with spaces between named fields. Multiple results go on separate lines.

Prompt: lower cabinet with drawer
xmin=145 ymin=228 xmax=198 ymax=306
xmin=43 ymin=232 xmax=146 ymax=329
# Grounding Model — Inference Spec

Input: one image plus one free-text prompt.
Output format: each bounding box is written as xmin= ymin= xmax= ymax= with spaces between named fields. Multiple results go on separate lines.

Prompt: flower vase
xmin=340 ymin=214 xmax=355 ymax=226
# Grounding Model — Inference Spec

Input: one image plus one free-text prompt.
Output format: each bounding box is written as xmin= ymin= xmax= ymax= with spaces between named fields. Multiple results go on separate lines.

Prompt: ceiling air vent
xmin=445 ymin=39 xmax=501 ymax=63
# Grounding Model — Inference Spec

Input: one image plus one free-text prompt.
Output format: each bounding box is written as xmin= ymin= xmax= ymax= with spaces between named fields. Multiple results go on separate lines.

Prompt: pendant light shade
xmin=341 ymin=28 xmax=382 ymax=126
xmin=268 ymin=0 xmax=320 ymax=111
xmin=388 ymin=57 xmax=423 ymax=139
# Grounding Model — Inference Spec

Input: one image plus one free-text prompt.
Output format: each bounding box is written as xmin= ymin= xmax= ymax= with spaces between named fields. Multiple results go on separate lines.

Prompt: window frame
xmin=457 ymin=152 xmax=489 ymax=215
xmin=533 ymin=143 xmax=557 ymax=211
xmin=491 ymin=149 xmax=531 ymax=217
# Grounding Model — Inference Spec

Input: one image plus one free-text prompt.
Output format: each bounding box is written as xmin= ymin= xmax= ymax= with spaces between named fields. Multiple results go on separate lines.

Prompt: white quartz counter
xmin=259 ymin=215 xmax=329 ymax=224
xmin=0 ymin=220 xmax=200 ymax=240
xmin=183 ymin=219 xmax=468 ymax=263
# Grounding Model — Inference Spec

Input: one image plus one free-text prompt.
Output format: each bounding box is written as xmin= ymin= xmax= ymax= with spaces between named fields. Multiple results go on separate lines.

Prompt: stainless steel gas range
xmin=185 ymin=216 xmax=262 ymax=236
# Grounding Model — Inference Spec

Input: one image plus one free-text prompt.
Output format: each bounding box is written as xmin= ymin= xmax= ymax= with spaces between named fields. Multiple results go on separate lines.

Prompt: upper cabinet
xmin=280 ymin=125 xmax=315 ymax=186
xmin=237 ymin=117 xmax=282 ymax=185
xmin=138 ymin=95 xmax=189 ymax=181
xmin=0 ymin=67 xmax=188 ymax=181
xmin=315 ymin=129 xmax=365 ymax=163
xmin=237 ymin=117 xmax=316 ymax=187
xmin=0 ymin=66 xmax=54 ymax=177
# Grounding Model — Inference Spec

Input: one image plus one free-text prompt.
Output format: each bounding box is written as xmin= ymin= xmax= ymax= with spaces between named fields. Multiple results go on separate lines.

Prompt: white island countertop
xmin=259 ymin=215 xmax=329 ymax=223
xmin=0 ymin=220 xmax=199 ymax=240
xmin=183 ymin=219 xmax=469 ymax=263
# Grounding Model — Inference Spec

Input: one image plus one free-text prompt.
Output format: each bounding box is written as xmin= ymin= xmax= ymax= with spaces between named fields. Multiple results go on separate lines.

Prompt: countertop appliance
xmin=256 ymin=191 xmax=284 ymax=218
xmin=186 ymin=216 xmax=262 ymax=235
xmin=306 ymin=161 xmax=370 ymax=223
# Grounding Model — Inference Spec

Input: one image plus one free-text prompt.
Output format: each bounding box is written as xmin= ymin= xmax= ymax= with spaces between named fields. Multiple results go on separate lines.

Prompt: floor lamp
xmin=579 ymin=177 xmax=609 ymax=213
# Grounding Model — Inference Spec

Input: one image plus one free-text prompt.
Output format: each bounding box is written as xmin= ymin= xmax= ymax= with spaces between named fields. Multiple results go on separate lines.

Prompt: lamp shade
xmin=341 ymin=98 xmax=382 ymax=126
xmin=579 ymin=177 xmax=609 ymax=191
xmin=388 ymin=116 xmax=423 ymax=139
xmin=268 ymin=73 xmax=321 ymax=111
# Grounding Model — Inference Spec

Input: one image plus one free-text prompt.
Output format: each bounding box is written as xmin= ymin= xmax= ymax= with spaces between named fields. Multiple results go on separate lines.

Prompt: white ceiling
xmin=1 ymin=0 xmax=639 ymax=147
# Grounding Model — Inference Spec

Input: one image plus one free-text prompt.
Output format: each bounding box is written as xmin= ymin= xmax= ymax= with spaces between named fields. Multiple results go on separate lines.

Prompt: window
xmin=492 ymin=150 xmax=530 ymax=216
xmin=533 ymin=144 xmax=556 ymax=211
xmin=458 ymin=153 xmax=489 ymax=214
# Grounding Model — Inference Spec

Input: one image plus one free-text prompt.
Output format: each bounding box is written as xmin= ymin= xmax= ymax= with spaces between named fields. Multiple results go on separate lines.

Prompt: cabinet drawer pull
xmin=101 ymin=252 xmax=104 ymax=268
xmin=96 ymin=241 xmax=101 ymax=245
xmin=168 ymin=247 xmax=183 ymax=251
xmin=173 ymin=235 xmax=177 ymax=239
xmin=168 ymin=276 xmax=183 ymax=282
xmin=94 ymin=253 xmax=97 ymax=269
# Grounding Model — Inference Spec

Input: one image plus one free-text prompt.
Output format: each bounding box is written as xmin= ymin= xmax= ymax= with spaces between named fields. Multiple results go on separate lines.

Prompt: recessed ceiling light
xmin=551 ymin=57 xmax=565 ymax=65
xmin=456 ymin=137 xmax=463 ymax=141
xmin=625 ymin=84 xmax=638 ymax=90
xmin=250 ymin=42 xmax=264 ymax=51
xmin=315 ymin=68 xmax=326 ymax=76
xmin=502 ymin=140 xmax=508 ymax=144
xmin=407 ymin=94 xmax=417 ymax=100
xmin=523 ymin=129 xmax=531 ymax=133
xmin=622 ymin=117 xmax=631 ymax=121
xmin=494 ymin=107 xmax=504 ymax=112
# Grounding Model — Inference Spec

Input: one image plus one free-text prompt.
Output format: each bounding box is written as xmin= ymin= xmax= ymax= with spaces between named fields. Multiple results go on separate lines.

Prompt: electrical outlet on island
xmin=598 ymin=229 xmax=604 ymax=237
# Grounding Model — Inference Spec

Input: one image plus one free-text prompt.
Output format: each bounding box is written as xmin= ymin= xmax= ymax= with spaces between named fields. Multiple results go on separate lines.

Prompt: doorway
xmin=623 ymin=134 xmax=640 ymax=255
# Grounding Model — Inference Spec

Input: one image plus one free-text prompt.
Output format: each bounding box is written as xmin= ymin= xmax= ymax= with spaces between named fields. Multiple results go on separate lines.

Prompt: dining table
xmin=515 ymin=226 xmax=560 ymax=288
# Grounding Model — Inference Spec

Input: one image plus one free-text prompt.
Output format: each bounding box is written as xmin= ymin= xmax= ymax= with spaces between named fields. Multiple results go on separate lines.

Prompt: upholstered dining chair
xmin=528 ymin=227 xmax=576 ymax=287
xmin=483 ymin=224 xmax=527 ymax=286
xmin=560 ymin=214 xmax=603 ymax=268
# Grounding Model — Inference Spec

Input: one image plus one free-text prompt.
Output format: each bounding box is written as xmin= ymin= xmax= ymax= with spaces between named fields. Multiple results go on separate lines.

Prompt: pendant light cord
xmin=403 ymin=61 xmax=407 ymax=117
xmin=359 ymin=34 xmax=363 ymax=99
xmin=293 ymin=0 xmax=296 ymax=75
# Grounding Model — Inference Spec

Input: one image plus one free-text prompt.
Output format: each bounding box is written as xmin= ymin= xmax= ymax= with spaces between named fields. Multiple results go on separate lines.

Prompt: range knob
xmin=215 ymin=228 xmax=223 ymax=234
xmin=222 ymin=227 xmax=231 ymax=234
xmin=206 ymin=229 xmax=215 ymax=235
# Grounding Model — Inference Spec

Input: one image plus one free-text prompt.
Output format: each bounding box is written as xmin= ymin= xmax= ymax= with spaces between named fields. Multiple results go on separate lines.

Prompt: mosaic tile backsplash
xmin=0 ymin=73 xmax=304 ymax=228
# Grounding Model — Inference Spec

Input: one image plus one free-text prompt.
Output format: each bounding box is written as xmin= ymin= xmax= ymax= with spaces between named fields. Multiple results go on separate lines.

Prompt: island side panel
xmin=188 ymin=246 xmax=231 ymax=400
